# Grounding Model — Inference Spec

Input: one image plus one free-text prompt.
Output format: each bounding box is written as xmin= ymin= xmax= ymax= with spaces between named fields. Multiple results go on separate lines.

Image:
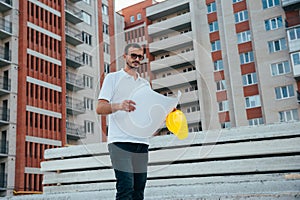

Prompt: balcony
xmin=0 ymin=173 xmax=7 ymax=191
xmin=0 ymin=17 xmax=12 ymax=39
xmin=292 ymin=61 xmax=300 ymax=80
xmin=66 ymin=48 xmax=83 ymax=68
xmin=185 ymin=110 xmax=201 ymax=124
xmin=0 ymin=140 xmax=8 ymax=157
xmin=65 ymin=3 xmax=83 ymax=24
xmin=66 ymin=96 xmax=85 ymax=115
xmin=0 ymin=107 xmax=9 ymax=125
xmin=148 ymin=13 xmax=191 ymax=37
xmin=0 ymin=46 xmax=11 ymax=67
xmin=147 ymin=0 xmax=189 ymax=21
xmin=66 ymin=122 xmax=86 ymax=140
xmin=151 ymin=51 xmax=195 ymax=72
xmin=287 ymin=26 xmax=300 ymax=52
xmin=66 ymin=71 xmax=84 ymax=92
xmin=149 ymin=32 xmax=193 ymax=55
xmin=0 ymin=0 xmax=12 ymax=13
xmin=282 ymin=0 xmax=300 ymax=10
xmin=0 ymin=76 xmax=10 ymax=96
xmin=65 ymin=24 xmax=83 ymax=46
xmin=179 ymin=90 xmax=199 ymax=105
xmin=152 ymin=70 xmax=197 ymax=90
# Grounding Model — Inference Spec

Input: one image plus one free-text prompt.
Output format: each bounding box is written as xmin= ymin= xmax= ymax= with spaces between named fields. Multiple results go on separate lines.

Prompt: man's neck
xmin=124 ymin=66 xmax=138 ymax=79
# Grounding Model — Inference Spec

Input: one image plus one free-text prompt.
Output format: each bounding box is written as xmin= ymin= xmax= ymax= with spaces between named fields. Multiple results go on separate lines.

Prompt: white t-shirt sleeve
xmin=98 ymin=74 xmax=114 ymax=102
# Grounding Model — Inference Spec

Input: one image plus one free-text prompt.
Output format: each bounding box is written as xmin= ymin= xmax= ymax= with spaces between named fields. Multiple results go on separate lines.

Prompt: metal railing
xmin=0 ymin=107 xmax=9 ymax=121
xmin=65 ymin=3 xmax=83 ymax=19
xmin=66 ymin=71 xmax=84 ymax=88
xmin=65 ymin=24 xmax=82 ymax=41
xmin=0 ymin=140 xmax=8 ymax=154
xmin=66 ymin=122 xmax=86 ymax=138
xmin=0 ymin=46 xmax=11 ymax=61
xmin=0 ymin=76 xmax=10 ymax=91
xmin=0 ymin=173 xmax=7 ymax=188
xmin=0 ymin=17 xmax=11 ymax=33
xmin=65 ymin=48 xmax=83 ymax=63
xmin=66 ymin=96 xmax=85 ymax=112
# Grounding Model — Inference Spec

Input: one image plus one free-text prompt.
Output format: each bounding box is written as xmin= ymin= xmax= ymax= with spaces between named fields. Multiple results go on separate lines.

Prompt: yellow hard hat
xmin=166 ymin=109 xmax=188 ymax=140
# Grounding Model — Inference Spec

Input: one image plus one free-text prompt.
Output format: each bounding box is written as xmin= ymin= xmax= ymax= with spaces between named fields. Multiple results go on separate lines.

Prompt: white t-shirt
xmin=98 ymin=69 xmax=150 ymax=144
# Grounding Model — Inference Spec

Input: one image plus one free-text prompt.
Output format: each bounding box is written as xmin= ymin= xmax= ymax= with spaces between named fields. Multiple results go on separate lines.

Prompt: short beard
xmin=126 ymin=61 xmax=139 ymax=69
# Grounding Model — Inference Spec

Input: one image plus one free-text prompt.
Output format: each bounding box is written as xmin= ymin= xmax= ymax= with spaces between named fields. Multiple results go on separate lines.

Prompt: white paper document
xmin=113 ymin=84 xmax=181 ymax=138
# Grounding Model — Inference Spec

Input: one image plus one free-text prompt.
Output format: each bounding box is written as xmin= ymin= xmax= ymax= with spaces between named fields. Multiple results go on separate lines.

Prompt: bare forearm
xmin=96 ymin=100 xmax=136 ymax=115
xmin=96 ymin=102 xmax=121 ymax=115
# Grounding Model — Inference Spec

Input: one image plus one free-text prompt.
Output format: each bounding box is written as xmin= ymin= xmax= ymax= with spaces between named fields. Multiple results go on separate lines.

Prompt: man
xmin=96 ymin=43 xmax=150 ymax=200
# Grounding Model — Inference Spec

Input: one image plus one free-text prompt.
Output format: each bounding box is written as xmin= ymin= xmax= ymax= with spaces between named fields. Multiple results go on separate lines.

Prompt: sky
xmin=115 ymin=0 xmax=145 ymax=12
xmin=115 ymin=0 xmax=165 ymax=12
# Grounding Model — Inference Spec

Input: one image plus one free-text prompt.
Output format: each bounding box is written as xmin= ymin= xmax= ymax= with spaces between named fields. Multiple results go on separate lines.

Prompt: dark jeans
xmin=108 ymin=142 xmax=149 ymax=200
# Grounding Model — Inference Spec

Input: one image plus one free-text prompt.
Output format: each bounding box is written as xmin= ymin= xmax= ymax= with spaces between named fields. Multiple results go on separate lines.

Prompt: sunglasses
xmin=129 ymin=53 xmax=144 ymax=60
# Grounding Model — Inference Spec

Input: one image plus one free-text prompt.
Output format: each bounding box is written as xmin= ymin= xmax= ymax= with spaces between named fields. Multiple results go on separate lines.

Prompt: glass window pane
xmin=286 ymin=111 xmax=292 ymax=121
xmin=275 ymin=88 xmax=281 ymax=99
xmin=278 ymin=63 xmax=284 ymax=74
xmin=292 ymin=109 xmax=299 ymax=120
xmin=282 ymin=87 xmax=288 ymax=98
xmin=288 ymin=85 xmax=294 ymax=96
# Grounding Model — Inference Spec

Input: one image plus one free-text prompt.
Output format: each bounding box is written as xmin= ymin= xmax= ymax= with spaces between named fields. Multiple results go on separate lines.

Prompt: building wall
xmin=0 ymin=0 xmax=118 ymax=197
xmin=0 ymin=0 xmax=19 ymax=196
xmin=146 ymin=0 xmax=300 ymax=135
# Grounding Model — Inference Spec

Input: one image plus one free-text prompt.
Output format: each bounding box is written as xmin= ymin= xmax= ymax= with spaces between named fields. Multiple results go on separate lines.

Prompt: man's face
xmin=124 ymin=47 xmax=144 ymax=69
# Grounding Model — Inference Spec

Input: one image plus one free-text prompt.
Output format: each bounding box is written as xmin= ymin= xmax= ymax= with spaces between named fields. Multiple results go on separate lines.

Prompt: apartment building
xmin=145 ymin=0 xmax=300 ymax=134
xmin=119 ymin=0 xmax=154 ymax=80
xmin=0 ymin=0 xmax=118 ymax=196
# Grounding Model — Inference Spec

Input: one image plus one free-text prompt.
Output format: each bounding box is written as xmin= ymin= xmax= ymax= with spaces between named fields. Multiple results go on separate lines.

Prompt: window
xmin=84 ymin=97 xmax=94 ymax=110
xmin=218 ymin=100 xmax=229 ymax=112
xmin=82 ymin=53 xmax=92 ymax=66
xmin=245 ymin=95 xmax=261 ymax=108
xmin=233 ymin=0 xmax=243 ymax=3
xmin=237 ymin=30 xmax=251 ymax=44
xmin=288 ymin=27 xmax=300 ymax=41
xmin=262 ymin=0 xmax=280 ymax=9
xmin=271 ymin=61 xmax=291 ymax=76
xmin=240 ymin=51 xmax=254 ymax=64
xmin=137 ymin=13 xmax=142 ymax=20
xmin=130 ymin=16 xmax=135 ymax=22
xmin=102 ymin=4 xmax=108 ymax=15
xmin=82 ymin=32 xmax=92 ymax=45
xmin=249 ymin=118 xmax=264 ymax=126
xmin=265 ymin=16 xmax=283 ymax=31
xmin=104 ymin=62 xmax=110 ymax=74
xmin=207 ymin=2 xmax=216 ymax=13
xmin=83 ymin=75 xmax=93 ymax=88
xmin=84 ymin=120 xmax=94 ymax=134
xmin=209 ymin=21 xmax=219 ymax=32
xmin=104 ymin=43 xmax=110 ymax=54
xmin=82 ymin=11 xmax=91 ymax=25
xmin=211 ymin=40 xmax=221 ymax=52
xmin=268 ymin=38 xmax=287 ymax=53
xmin=291 ymin=52 xmax=300 ymax=66
xmin=186 ymin=105 xmax=200 ymax=113
xmin=214 ymin=60 xmax=224 ymax=71
xmin=275 ymin=85 xmax=295 ymax=100
xmin=103 ymin=23 xmax=109 ymax=35
xmin=216 ymin=80 xmax=226 ymax=91
xmin=279 ymin=109 xmax=299 ymax=122
xmin=221 ymin=122 xmax=231 ymax=129
xmin=234 ymin=10 xmax=248 ymax=23
xmin=242 ymin=72 xmax=257 ymax=86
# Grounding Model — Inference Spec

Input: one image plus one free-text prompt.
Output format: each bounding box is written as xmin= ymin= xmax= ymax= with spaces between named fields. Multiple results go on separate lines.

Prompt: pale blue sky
xmin=115 ymin=0 xmax=144 ymax=11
